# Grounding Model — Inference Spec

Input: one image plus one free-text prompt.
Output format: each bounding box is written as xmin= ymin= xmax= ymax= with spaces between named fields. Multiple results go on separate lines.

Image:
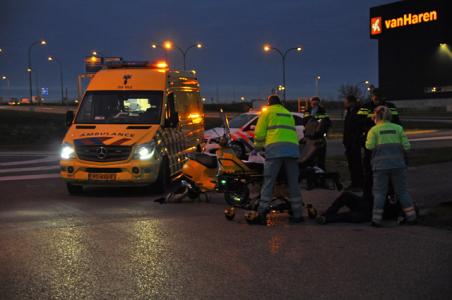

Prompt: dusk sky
xmin=1 ymin=0 xmax=394 ymax=102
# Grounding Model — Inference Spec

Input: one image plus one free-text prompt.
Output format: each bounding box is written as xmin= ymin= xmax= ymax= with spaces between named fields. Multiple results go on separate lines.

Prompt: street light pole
xmin=1 ymin=76 xmax=10 ymax=103
xmin=152 ymin=41 xmax=203 ymax=70
xmin=48 ymin=56 xmax=64 ymax=105
xmin=263 ymin=44 xmax=303 ymax=103
xmin=315 ymin=75 xmax=321 ymax=97
xmin=28 ymin=40 xmax=46 ymax=104
xmin=357 ymin=80 xmax=371 ymax=99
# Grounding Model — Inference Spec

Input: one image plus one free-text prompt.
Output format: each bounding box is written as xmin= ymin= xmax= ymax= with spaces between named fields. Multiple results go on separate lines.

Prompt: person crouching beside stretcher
xmin=251 ymin=95 xmax=304 ymax=225
xmin=365 ymin=106 xmax=417 ymax=227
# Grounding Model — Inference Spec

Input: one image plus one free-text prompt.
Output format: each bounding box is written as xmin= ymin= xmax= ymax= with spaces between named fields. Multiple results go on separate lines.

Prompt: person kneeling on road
xmin=252 ymin=95 xmax=304 ymax=225
xmin=365 ymin=106 xmax=416 ymax=227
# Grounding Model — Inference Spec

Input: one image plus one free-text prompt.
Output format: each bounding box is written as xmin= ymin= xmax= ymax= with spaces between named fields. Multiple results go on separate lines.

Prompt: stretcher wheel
xmin=244 ymin=210 xmax=259 ymax=224
xmin=224 ymin=207 xmax=235 ymax=220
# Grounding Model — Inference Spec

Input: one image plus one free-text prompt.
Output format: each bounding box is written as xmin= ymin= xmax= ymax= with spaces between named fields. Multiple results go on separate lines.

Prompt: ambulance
xmin=60 ymin=60 xmax=204 ymax=194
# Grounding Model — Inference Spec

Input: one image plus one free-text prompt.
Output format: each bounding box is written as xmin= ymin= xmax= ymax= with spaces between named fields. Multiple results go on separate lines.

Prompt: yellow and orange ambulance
xmin=60 ymin=60 xmax=204 ymax=194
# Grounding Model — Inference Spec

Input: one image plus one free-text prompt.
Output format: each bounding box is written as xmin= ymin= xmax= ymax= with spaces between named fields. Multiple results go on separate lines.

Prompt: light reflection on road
xmin=129 ymin=219 xmax=180 ymax=298
xmin=46 ymin=224 xmax=96 ymax=299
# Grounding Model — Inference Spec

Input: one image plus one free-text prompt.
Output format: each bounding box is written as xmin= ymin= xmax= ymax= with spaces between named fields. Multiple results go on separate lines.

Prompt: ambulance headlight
xmin=135 ymin=142 xmax=156 ymax=160
xmin=61 ymin=143 xmax=75 ymax=160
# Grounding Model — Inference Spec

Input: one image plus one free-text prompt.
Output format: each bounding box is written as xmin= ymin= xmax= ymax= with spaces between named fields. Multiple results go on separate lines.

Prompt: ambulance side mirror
xmin=66 ymin=111 xmax=74 ymax=127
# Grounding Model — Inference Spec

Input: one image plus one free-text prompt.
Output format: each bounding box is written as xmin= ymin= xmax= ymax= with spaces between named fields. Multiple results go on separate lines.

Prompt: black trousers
xmin=344 ymin=144 xmax=363 ymax=187
xmin=316 ymin=138 xmax=327 ymax=170
xmin=324 ymin=192 xmax=371 ymax=223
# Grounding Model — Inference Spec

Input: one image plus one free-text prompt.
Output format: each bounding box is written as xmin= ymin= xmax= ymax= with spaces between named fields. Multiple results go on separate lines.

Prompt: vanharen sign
xmin=371 ymin=10 xmax=438 ymax=35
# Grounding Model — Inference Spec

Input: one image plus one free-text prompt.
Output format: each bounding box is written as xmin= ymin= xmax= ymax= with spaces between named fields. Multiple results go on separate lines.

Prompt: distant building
xmin=370 ymin=0 xmax=452 ymax=110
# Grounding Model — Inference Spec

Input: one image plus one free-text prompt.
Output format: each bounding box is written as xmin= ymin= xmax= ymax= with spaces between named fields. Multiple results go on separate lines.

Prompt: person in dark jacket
xmin=343 ymin=95 xmax=363 ymax=191
xmin=316 ymin=188 xmax=405 ymax=225
xmin=357 ymin=88 xmax=401 ymax=194
xmin=303 ymin=96 xmax=331 ymax=170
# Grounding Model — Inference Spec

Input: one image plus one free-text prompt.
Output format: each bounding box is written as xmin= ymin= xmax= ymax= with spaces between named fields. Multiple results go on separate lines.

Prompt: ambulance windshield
xmin=76 ymin=91 xmax=163 ymax=124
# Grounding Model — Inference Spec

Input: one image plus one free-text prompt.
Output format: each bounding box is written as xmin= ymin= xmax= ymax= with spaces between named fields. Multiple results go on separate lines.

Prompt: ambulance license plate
xmin=88 ymin=173 xmax=117 ymax=181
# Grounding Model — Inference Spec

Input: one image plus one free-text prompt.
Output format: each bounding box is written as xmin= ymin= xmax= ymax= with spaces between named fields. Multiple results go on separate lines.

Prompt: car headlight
xmin=134 ymin=141 xmax=156 ymax=160
xmin=61 ymin=143 xmax=75 ymax=160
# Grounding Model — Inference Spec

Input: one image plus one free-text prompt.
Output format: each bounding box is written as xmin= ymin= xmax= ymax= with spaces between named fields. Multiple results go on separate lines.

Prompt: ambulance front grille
xmin=75 ymin=145 xmax=132 ymax=162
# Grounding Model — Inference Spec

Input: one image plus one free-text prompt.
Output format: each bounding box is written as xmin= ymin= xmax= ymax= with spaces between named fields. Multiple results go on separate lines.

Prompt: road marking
xmin=0 ymin=173 xmax=60 ymax=182
xmin=410 ymin=136 xmax=452 ymax=142
xmin=0 ymin=156 xmax=59 ymax=167
xmin=0 ymin=165 xmax=60 ymax=174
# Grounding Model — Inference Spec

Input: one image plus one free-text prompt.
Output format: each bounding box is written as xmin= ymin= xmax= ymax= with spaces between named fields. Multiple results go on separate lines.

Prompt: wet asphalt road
xmin=1 ymin=154 xmax=452 ymax=300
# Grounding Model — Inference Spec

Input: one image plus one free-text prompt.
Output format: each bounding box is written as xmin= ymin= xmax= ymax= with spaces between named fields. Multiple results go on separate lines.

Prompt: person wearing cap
xmin=358 ymin=88 xmax=400 ymax=194
xmin=253 ymin=95 xmax=304 ymax=225
xmin=365 ymin=106 xmax=416 ymax=226
xmin=302 ymin=96 xmax=331 ymax=170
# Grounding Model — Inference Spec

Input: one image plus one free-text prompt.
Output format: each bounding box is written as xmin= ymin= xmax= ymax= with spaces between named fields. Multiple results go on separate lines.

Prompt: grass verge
xmin=0 ymin=110 xmax=66 ymax=147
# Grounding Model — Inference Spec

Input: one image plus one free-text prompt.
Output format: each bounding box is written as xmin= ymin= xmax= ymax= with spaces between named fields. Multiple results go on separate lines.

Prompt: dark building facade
xmin=370 ymin=0 xmax=452 ymax=103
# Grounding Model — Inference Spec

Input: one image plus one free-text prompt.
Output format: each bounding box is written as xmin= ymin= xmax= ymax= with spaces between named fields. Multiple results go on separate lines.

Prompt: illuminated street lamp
xmin=48 ymin=56 xmax=65 ymax=105
xmin=240 ymin=96 xmax=245 ymax=101
xmin=357 ymin=80 xmax=372 ymax=98
xmin=28 ymin=39 xmax=47 ymax=104
xmin=152 ymin=41 xmax=203 ymax=70
xmin=1 ymin=75 xmax=10 ymax=87
xmin=315 ymin=75 xmax=321 ymax=97
xmin=263 ymin=43 xmax=303 ymax=102
xmin=1 ymin=75 xmax=10 ymax=101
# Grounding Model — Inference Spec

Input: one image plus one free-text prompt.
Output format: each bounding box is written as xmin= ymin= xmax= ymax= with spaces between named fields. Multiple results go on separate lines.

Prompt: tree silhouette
xmin=338 ymin=84 xmax=364 ymax=100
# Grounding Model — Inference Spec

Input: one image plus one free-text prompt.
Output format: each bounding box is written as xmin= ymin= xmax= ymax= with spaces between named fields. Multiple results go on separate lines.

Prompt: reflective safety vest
xmin=357 ymin=101 xmax=400 ymax=125
xmin=254 ymin=104 xmax=298 ymax=148
xmin=365 ymin=121 xmax=410 ymax=170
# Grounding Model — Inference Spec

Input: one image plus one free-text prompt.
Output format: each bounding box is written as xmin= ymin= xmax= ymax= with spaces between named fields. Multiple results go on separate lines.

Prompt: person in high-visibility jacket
xmin=253 ymin=95 xmax=303 ymax=224
xmin=358 ymin=88 xmax=400 ymax=195
xmin=365 ymin=106 xmax=416 ymax=226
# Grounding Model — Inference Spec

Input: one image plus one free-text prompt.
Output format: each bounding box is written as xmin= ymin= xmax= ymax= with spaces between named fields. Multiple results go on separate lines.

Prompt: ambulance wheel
xmin=154 ymin=158 xmax=170 ymax=193
xmin=231 ymin=141 xmax=246 ymax=160
xmin=66 ymin=183 xmax=83 ymax=195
